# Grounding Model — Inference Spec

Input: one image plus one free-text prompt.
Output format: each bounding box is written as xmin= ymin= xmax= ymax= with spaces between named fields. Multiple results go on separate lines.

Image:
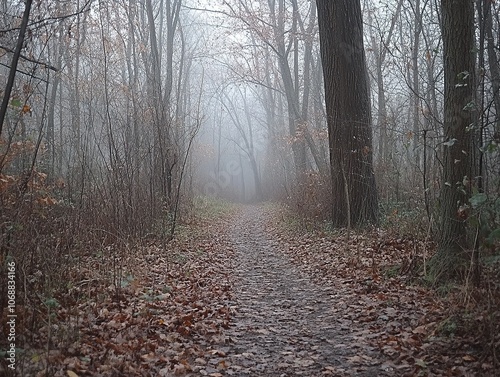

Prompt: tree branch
xmin=0 ymin=45 xmax=58 ymax=71
xmin=0 ymin=0 xmax=93 ymax=33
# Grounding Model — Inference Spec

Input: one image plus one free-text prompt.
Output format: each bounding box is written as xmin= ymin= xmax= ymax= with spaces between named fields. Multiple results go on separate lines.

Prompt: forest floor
xmin=5 ymin=202 xmax=498 ymax=376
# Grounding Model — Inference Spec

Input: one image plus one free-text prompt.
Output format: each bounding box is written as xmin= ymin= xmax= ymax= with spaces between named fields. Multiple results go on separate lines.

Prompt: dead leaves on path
xmin=270 ymin=208 xmax=496 ymax=376
xmin=18 ymin=217 xmax=235 ymax=376
xmin=11 ymin=204 xmax=497 ymax=376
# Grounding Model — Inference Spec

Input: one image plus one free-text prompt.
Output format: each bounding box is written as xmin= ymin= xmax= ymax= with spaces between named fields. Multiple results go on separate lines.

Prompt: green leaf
xmin=487 ymin=229 xmax=500 ymax=244
xmin=469 ymin=193 xmax=487 ymax=209
xmin=468 ymin=215 xmax=480 ymax=228
xmin=10 ymin=98 xmax=22 ymax=108
xmin=44 ymin=297 xmax=60 ymax=309
xmin=31 ymin=353 xmax=41 ymax=362
xmin=487 ymin=142 xmax=498 ymax=153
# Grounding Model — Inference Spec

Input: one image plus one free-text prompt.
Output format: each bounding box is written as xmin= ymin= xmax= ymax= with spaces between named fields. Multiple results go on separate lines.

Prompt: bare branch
xmin=0 ymin=0 xmax=93 ymax=34
xmin=0 ymin=45 xmax=58 ymax=71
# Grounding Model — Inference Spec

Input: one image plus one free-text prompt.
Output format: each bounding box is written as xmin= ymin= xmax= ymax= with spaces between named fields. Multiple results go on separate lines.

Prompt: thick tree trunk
xmin=433 ymin=0 xmax=476 ymax=279
xmin=316 ymin=0 xmax=379 ymax=227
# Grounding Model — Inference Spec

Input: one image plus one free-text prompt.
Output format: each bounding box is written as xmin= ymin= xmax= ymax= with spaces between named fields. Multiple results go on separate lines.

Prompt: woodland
xmin=0 ymin=0 xmax=499 ymax=376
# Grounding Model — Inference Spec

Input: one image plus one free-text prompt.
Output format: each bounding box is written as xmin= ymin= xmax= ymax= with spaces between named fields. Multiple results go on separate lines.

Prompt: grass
xmin=192 ymin=196 xmax=236 ymax=221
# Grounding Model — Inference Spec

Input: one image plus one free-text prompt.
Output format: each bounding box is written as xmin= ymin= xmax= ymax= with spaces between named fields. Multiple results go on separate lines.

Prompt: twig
xmin=423 ymin=214 xmax=433 ymax=276
xmin=0 ymin=45 xmax=58 ymax=71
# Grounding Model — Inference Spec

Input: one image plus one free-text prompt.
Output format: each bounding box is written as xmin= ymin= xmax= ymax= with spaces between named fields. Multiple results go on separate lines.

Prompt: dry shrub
xmin=0 ymin=173 xmax=75 ymax=357
xmin=437 ymin=260 xmax=500 ymax=367
xmin=0 ymin=167 xmax=168 ymax=364
xmin=289 ymin=171 xmax=331 ymax=227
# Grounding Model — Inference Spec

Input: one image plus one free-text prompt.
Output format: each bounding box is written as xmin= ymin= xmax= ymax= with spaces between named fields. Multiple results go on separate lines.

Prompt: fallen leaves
xmin=6 ymin=203 xmax=498 ymax=376
xmin=269 ymin=204 xmax=498 ymax=376
xmin=10 ymin=209 xmax=236 ymax=376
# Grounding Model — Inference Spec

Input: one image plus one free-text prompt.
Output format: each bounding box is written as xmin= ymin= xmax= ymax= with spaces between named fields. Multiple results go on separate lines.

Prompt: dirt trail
xmin=211 ymin=205 xmax=390 ymax=377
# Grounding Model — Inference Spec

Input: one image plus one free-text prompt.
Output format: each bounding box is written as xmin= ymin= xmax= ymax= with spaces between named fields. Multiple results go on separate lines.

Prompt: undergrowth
xmin=0 ymin=189 xmax=234 ymax=375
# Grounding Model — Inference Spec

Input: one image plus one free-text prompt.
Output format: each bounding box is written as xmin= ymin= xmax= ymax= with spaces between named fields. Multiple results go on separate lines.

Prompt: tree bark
xmin=316 ymin=0 xmax=379 ymax=227
xmin=434 ymin=0 xmax=476 ymax=278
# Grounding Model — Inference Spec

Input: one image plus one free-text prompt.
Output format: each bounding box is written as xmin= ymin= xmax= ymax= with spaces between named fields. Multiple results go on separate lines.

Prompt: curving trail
xmin=211 ymin=205 xmax=390 ymax=377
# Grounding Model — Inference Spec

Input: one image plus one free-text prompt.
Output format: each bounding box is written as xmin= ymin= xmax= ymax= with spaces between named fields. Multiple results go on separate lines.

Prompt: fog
xmin=1 ymin=0 xmax=496 ymax=221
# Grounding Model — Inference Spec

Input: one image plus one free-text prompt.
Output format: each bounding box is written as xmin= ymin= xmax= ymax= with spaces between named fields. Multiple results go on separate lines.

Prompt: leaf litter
xmin=13 ymin=211 xmax=235 ymax=376
xmin=10 ymin=204 xmax=497 ymax=376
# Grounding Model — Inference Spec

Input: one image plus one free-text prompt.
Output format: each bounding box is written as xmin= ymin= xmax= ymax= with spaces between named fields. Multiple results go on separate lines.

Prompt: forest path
xmin=211 ymin=205 xmax=389 ymax=377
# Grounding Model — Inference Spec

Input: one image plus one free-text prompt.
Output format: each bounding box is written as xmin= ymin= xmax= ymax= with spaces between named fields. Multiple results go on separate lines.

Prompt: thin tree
xmin=316 ymin=0 xmax=379 ymax=227
xmin=0 ymin=0 xmax=32 ymax=136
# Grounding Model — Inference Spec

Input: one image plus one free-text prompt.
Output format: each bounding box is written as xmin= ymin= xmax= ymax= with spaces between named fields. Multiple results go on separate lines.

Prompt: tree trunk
xmin=433 ymin=0 xmax=476 ymax=279
xmin=269 ymin=0 xmax=307 ymax=175
xmin=411 ymin=0 xmax=422 ymax=168
xmin=0 ymin=0 xmax=32 ymax=137
xmin=47 ymin=26 xmax=63 ymax=178
xmin=316 ymin=0 xmax=379 ymax=227
xmin=484 ymin=1 xmax=500 ymax=133
xmin=367 ymin=0 xmax=403 ymax=166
